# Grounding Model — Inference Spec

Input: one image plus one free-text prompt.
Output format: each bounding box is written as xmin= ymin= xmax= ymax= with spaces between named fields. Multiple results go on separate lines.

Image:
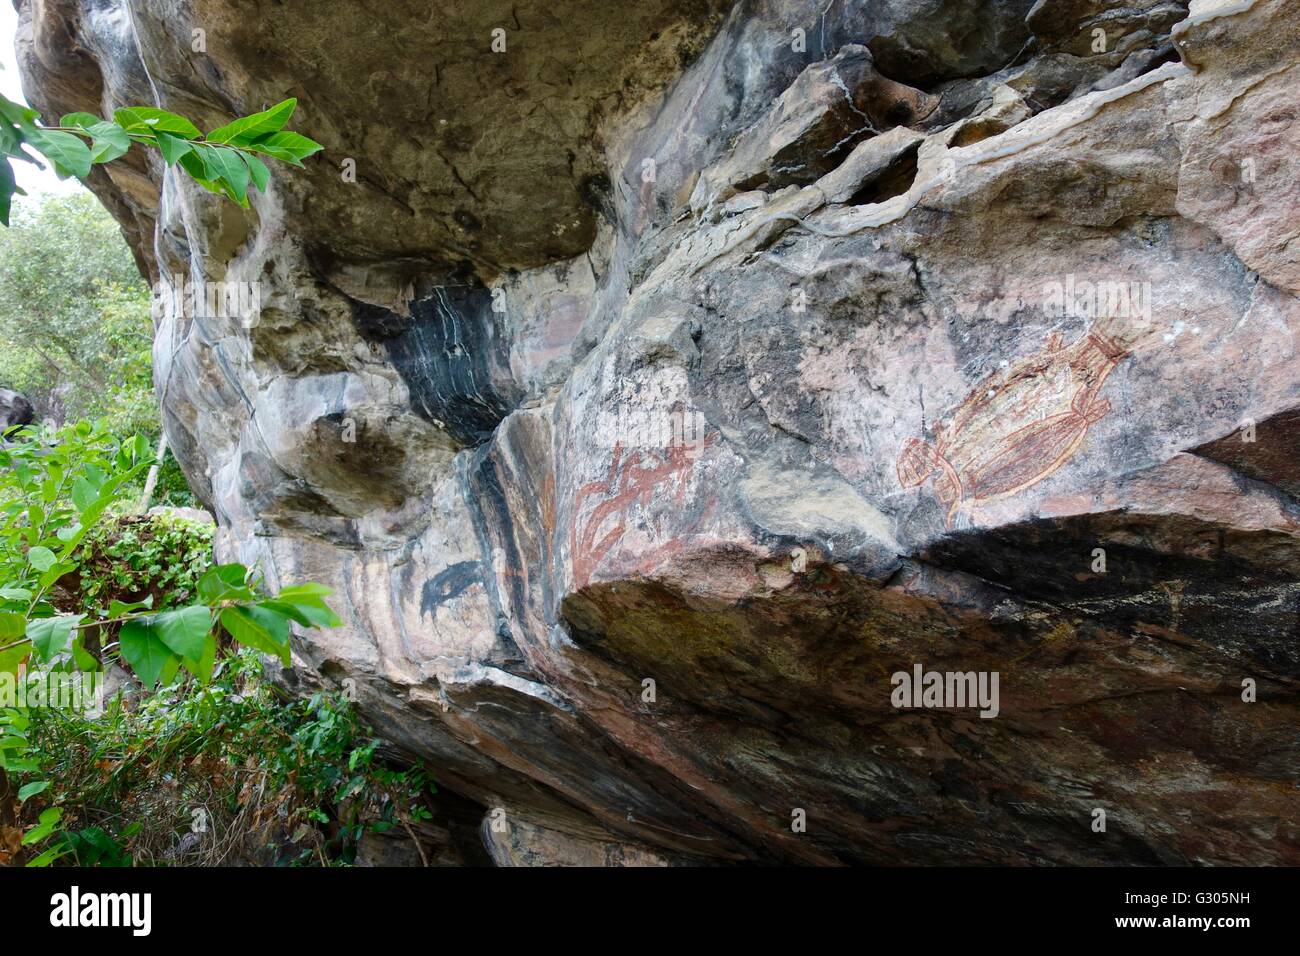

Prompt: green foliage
xmin=0 ymin=192 xmax=194 ymax=504
xmin=0 ymin=194 xmax=145 ymax=417
xmin=0 ymin=95 xmax=322 ymax=223
xmin=0 ymin=422 xmax=340 ymax=864
xmin=14 ymin=651 xmax=433 ymax=866
xmin=73 ymin=513 xmax=212 ymax=616
xmin=0 ymin=421 xmax=342 ymax=684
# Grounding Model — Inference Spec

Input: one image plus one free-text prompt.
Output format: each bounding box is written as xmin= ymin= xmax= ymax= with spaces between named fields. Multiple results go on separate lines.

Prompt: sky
xmin=1 ymin=3 xmax=86 ymax=201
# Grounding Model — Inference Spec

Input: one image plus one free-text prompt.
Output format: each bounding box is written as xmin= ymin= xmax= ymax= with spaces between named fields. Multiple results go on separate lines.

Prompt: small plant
xmin=0 ymin=93 xmax=322 ymax=223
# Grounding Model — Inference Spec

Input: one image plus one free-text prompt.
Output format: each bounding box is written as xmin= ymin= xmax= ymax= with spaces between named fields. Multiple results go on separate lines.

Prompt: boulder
xmin=0 ymin=388 xmax=34 ymax=431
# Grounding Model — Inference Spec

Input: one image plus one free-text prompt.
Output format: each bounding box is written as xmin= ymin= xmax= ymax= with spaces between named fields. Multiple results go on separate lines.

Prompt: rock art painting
xmin=570 ymin=435 xmax=714 ymax=588
xmin=898 ymin=328 xmax=1129 ymax=525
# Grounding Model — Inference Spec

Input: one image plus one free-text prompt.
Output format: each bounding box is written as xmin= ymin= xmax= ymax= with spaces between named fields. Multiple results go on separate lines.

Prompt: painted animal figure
xmin=897 ymin=328 xmax=1128 ymax=526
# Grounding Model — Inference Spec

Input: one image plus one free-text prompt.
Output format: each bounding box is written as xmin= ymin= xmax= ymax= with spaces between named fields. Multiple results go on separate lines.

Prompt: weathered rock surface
xmin=18 ymin=0 xmax=1299 ymax=864
xmin=0 ymin=388 xmax=33 ymax=430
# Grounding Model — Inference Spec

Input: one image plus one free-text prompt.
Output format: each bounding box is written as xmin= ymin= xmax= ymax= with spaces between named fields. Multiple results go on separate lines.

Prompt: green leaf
xmin=27 ymin=545 xmax=55 ymax=571
xmin=85 ymin=121 xmax=130 ymax=163
xmin=244 ymin=141 xmax=300 ymax=164
xmin=0 ymin=157 xmax=15 ymax=227
xmin=219 ymin=605 xmax=291 ymax=665
xmin=276 ymin=582 xmax=334 ymax=599
xmin=60 ymin=113 xmax=130 ymax=162
xmin=198 ymin=563 xmax=253 ymax=602
xmin=113 ymin=106 xmax=202 ymax=139
xmin=207 ymin=98 xmax=297 ymax=145
xmin=186 ymin=174 xmax=225 ymax=196
xmin=158 ymin=652 xmax=182 ymax=687
xmin=59 ymin=112 xmax=102 ymax=129
xmin=246 ymin=130 xmax=322 ymax=167
xmin=153 ymin=605 xmax=211 ymax=659
xmin=0 ymin=94 xmax=39 ymax=126
xmin=17 ymin=780 xmax=48 ymax=802
xmin=22 ymin=806 xmax=63 ymax=846
xmin=154 ymin=130 xmax=192 ymax=166
xmin=0 ymin=588 xmax=31 ymax=601
xmin=269 ymin=594 xmax=340 ymax=628
xmin=55 ymin=523 xmax=81 ymax=543
xmin=0 ymin=611 xmax=24 ymax=640
xmin=106 ymin=595 xmax=153 ymax=618
xmin=202 ymin=144 xmax=250 ymax=205
xmin=69 ymin=635 xmax=98 ymax=672
xmin=180 ymin=632 xmax=216 ymax=684
xmin=0 ymin=644 xmax=29 ymax=676
xmin=259 ymin=600 xmax=314 ymax=628
xmin=242 ymin=151 xmax=270 ymax=193
xmin=0 ymin=120 xmax=24 ymax=159
xmin=71 ymin=475 xmax=97 ymax=512
xmin=255 ymin=131 xmax=322 ymax=159
xmin=118 ymin=620 xmax=177 ymax=688
xmin=26 ymin=844 xmax=71 ymax=867
xmin=177 ymin=145 xmax=217 ymax=188
xmin=25 ymin=128 xmax=93 ymax=178
xmin=27 ymin=616 xmax=75 ymax=662
xmin=37 ymin=562 xmax=74 ymax=589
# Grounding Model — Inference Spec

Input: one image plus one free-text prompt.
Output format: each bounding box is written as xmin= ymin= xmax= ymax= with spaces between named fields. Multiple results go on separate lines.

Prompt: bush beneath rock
xmin=69 ymin=511 xmax=214 ymax=615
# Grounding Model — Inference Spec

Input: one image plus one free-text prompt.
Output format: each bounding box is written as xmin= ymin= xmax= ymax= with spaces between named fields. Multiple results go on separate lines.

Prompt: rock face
xmin=17 ymin=0 xmax=1300 ymax=864
xmin=0 ymin=388 xmax=33 ymax=430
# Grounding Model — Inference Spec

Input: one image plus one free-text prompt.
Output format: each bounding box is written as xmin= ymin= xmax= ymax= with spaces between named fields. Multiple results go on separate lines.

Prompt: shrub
xmin=0 ymin=421 xmax=343 ymax=864
xmin=69 ymin=512 xmax=214 ymax=618
xmin=14 ymin=650 xmax=434 ymax=866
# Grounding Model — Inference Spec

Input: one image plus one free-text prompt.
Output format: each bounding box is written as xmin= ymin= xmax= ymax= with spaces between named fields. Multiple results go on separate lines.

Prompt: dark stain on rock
xmin=421 ymin=560 xmax=484 ymax=618
xmin=352 ymin=284 xmax=522 ymax=447
xmin=928 ymin=513 xmax=1300 ymax=678
xmin=453 ymin=208 xmax=482 ymax=232
xmin=578 ymin=172 xmax=616 ymax=224
xmin=465 ymin=443 xmax=529 ymax=616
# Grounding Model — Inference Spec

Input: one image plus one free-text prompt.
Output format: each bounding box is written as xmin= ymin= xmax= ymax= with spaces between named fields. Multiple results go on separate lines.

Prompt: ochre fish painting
xmin=897 ymin=327 xmax=1129 ymax=526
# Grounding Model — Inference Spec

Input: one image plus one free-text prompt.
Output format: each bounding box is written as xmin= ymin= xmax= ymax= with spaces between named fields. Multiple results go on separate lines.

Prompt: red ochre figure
xmin=898 ymin=327 xmax=1130 ymax=527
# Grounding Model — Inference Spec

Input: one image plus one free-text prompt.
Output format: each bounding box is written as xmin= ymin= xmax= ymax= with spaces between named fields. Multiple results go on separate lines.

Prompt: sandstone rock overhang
xmin=18 ymin=0 xmax=1300 ymax=865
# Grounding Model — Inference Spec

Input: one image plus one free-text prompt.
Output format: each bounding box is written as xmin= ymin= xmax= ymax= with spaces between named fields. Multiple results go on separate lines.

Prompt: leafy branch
xmin=0 ymin=423 xmax=339 ymax=686
xmin=0 ymin=94 xmax=322 ymax=224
